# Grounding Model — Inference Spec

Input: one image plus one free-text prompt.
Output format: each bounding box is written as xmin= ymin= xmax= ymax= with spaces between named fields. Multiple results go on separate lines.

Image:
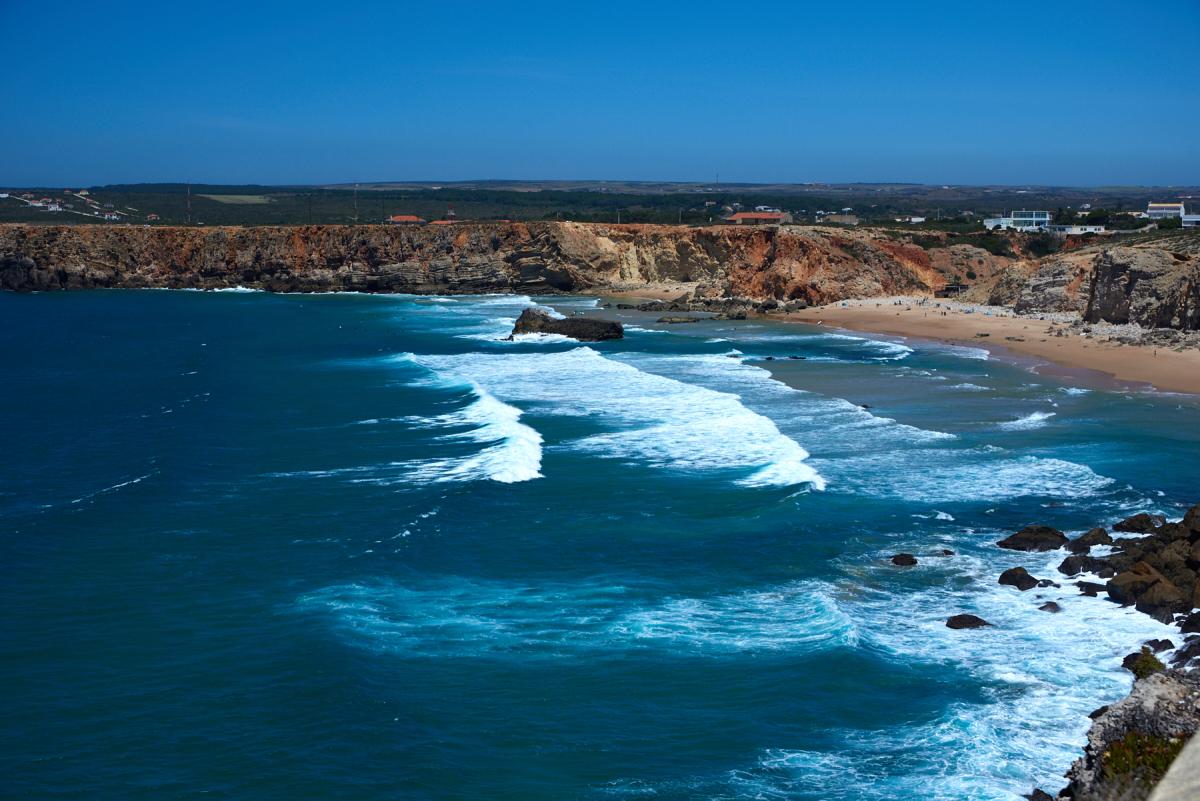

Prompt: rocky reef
xmin=989 ymin=504 xmax=1200 ymax=800
xmin=507 ymin=308 xmax=623 ymax=341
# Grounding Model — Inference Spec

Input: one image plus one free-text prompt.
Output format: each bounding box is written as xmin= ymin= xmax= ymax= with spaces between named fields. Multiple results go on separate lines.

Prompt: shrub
xmin=1101 ymin=731 xmax=1185 ymax=787
xmin=1130 ymin=647 xmax=1165 ymax=680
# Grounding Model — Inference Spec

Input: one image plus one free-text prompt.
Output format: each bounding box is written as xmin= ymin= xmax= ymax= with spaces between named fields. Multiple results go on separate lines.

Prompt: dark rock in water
xmin=656 ymin=316 xmax=700 ymax=324
xmin=1113 ymin=512 xmax=1166 ymax=533
xmin=1107 ymin=561 xmax=1187 ymax=623
xmin=1038 ymin=601 xmax=1062 ymax=613
xmin=1058 ymin=554 xmax=1114 ymax=577
xmin=1088 ymin=705 xmax=1109 ymax=720
xmin=1145 ymin=638 xmax=1174 ymax=653
xmin=509 ymin=308 xmax=623 ymax=341
xmin=1172 ymin=637 xmax=1200 ymax=667
xmin=999 ymin=566 xmax=1038 ymax=591
xmin=946 ymin=614 xmax=991 ymax=629
xmin=1036 ymin=579 xmax=1060 ymax=588
xmin=891 ymin=553 xmax=917 ymax=566
xmin=1025 ymin=790 xmax=1054 ymax=801
xmin=997 ymin=525 xmax=1068 ymax=552
xmin=1180 ymin=611 xmax=1200 ymax=633
xmin=1067 ymin=527 xmax=1113 ymax=554
xmin=938 ymin=549 xmax=955 ymax=556
xmin=1077 ymin=581 xmax=1106 ymax=596
xmin=787 ymin=355 xmax=804 ymax=360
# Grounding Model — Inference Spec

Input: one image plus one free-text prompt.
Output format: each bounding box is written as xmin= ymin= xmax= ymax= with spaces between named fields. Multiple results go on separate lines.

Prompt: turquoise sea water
xmin=3 ymin=290 xmax=1199 ymax=801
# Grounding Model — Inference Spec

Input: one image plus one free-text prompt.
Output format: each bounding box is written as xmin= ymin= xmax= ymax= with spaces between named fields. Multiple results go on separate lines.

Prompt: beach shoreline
xmin=779 ymin=297 xmax=1200 ymax=395
xmin=596 ymin=287 xmax=1200 ymax=395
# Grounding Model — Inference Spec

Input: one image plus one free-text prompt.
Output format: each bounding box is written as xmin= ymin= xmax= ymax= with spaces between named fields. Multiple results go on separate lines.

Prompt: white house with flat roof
xmin=1147 ymin=202 xmax=1185 ymax=219
xmin=983 ymin=210 xmax=1051 ymax=231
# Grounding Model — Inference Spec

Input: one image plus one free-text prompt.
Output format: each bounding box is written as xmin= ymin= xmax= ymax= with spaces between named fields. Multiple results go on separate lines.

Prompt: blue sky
xmin=2 ymin=0 xmax=1197 ymax=186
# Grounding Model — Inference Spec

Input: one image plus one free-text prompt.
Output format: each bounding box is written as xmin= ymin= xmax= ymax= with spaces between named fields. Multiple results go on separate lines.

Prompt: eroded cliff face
xmin=0 ymin=222 xmax=943 ymax=302
xmin=1084 ymin=247 xmax=1200 ymax=330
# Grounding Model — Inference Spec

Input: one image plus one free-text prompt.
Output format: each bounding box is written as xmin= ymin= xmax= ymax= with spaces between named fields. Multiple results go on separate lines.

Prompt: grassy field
xmin=197 ymin=194 xmax=275 ymax=204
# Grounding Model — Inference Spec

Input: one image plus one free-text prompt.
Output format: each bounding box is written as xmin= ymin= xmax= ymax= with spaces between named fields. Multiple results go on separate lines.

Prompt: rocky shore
xmin=976 ymin=504 xmax=1200 ymax=800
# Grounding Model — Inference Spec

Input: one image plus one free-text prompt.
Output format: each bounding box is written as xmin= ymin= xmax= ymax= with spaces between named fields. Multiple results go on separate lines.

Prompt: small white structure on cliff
xmin=983 ymin=210 xmax=1051 ymax=231
xmin=1146 ymin=202 xmax=1185 ymax=219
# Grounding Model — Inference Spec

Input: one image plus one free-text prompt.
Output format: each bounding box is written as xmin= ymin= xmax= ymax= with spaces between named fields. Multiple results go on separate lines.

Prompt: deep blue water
xmin=3 ymin=289 xmax=1198 ymax=800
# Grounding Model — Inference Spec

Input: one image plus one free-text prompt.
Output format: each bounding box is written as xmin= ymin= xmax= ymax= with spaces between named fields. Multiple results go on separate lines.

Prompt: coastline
xmin=780 ymin=297 xmax=1200 ymax=396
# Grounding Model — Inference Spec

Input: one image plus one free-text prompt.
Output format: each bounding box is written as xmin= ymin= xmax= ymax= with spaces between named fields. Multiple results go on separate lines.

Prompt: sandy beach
xmin=785 ymin=297 xmax=1200 ymax=395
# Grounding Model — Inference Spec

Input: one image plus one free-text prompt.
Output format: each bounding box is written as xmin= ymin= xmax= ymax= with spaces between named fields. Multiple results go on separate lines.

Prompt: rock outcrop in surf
xmin=507 ymin=308 xmax=623 ymax=341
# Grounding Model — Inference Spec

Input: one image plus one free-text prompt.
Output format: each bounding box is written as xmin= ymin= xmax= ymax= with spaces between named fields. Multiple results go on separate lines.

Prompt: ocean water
xmin=3 ymin=290 xmax=1199 ymax=801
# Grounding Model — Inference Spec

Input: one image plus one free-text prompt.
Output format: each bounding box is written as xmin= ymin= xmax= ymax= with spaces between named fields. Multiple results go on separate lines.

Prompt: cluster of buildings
xmin=984 ymin=202 xmax=1198 ymax=233
xmin=0 ymin=189 xmax=153 ymax=222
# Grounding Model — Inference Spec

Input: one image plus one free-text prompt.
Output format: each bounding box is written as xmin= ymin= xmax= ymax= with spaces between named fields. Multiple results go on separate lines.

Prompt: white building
xmin=1146 ymin=202 xmax=1185 ymax=219
xmin=983 ymin=210 xmax=1051 ymax=231
xmin=1183 ymin=214 xmax=1200 ymax=228
xmin=1047 ymin=224 xmax=1105 ymax=234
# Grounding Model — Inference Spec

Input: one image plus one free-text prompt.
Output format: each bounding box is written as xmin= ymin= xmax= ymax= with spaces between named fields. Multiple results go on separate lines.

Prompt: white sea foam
xmin=834 ymin=450 xmax=1114 ymax=503
xmin=69 ymin=472 xmax=155 ymax=505
xmin=408 ymin=384 xmax=543 ymax=484
xmin=1060 ymin=387 xmax=1091 ymax=396
xmin=1000 ymin=410 xmax=1057 ymax=431
xmin=299 ymin=577 xmax=854 ymax=657
xmin=405 ymin=347 xmax=825 ymax=489
xmin=949 ymin=382 xmax=991 ymax=391
xmin=601 ymin=546 xmax=1173 ymax=801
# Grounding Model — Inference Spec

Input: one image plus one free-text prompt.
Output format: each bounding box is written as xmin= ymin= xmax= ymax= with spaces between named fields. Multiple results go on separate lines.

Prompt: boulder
xmin=1067 ymin=527 xmax=1113 ymax=554
xmin=1025 ymin=790 xmax=1054 ymax=801
xmin=1077 ymin=581 xmax=1107 ymax=596
xmin=1144 ymin=638 xmax=1175 ymax=653
xmin=656 ymin=316 xmax=700 ymax=324
xmin=999 ymin=566 xmax=1038 ymax=591
xmin=1180 ymin=611 xmax=1200 ymax=633
xmin=1183 ymin=503 xmax=1200 ymax=535
xmin=1039 ymin=602 xmax=1062 ymax=613
xmin=1171 ymin=637 xmax=1200 ymax=667
xmin=891 ymin=553 xmax=917 ymax=567
xmin=1057 ymin=554 xmax=1114 ymax=577
xmin=946 ymin=614 xmax=991 ymax=629
xmin=997 ymin=525 xmax=1068 ymax=552
xmin=1107 ymin=561 xmax=1170 ymax=605
xmin=508 ymin=308 xmax=623 ymax=341
xmin=1113 ymin=512 xmax=1165 ymax=533
xmin=1135 ymin=579 xmax=1188 ymax=623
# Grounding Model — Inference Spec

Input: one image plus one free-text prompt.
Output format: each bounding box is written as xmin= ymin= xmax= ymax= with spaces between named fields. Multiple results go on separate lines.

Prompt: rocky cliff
xmin=0 ymin=222 xmax=942 ymax=302
xmin=1084 ymin=248 xmax=1200 ymax=331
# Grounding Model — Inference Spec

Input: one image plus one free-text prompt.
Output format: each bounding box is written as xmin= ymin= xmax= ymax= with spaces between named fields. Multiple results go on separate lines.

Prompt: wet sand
xmin=785 ymin=300 xmax=1200 ymax=395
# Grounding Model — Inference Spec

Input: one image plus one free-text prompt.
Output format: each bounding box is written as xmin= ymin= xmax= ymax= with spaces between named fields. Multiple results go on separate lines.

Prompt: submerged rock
xmin=997 ymin=525 xmax=1068 ymax=552
xmin=946 ymin=614 xmax=991 ymax=629
xmin=656 ymin=316 xmax=700 ymax=324
xmin=1038 ymin=601 xmax=1063 ymax=613
xmin=508 ymin=308 xmax=623 ymax=341
xmin=891 ymin=553 xmax=918 ymax=566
